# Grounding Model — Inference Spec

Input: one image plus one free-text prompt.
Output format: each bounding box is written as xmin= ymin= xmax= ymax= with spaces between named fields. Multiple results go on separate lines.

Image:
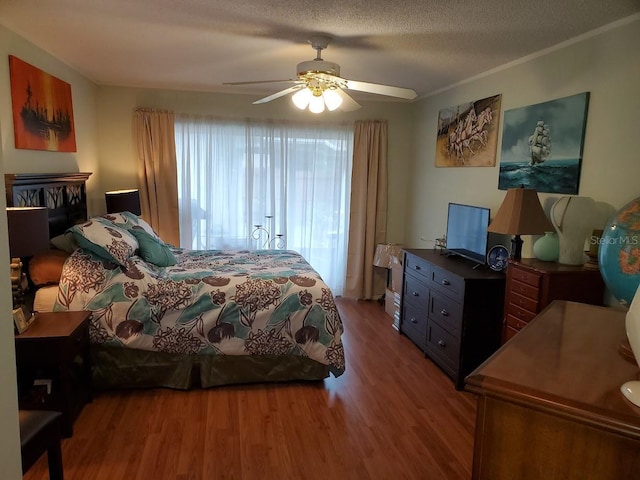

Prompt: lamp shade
xmin=487 ymin=188 xmax=553 ymax=235
xmin=105 ymin=189 xmax=141 ymax=215
xmin=373 ymin=244 xmax=403 ymax=269
xmin=6 ymin=207 xmax=50 ymax=258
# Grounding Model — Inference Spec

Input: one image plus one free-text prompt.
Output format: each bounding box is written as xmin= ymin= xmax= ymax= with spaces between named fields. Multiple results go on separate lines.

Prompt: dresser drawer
xmin=429 ymin=290 xmax=463 ymax=336
xmin=426 ymin=321 xmax=460 ymax=374
xmin=403 ymin=274 xmax=429 ymax=309
xmin=429 ymin=265 xmax=464 ymax=302
xmin=401 ymin=302 xmax=428 ymax=349
xmin=509 ymin=291 xmax=539 ymax=313
xmin=505 ymin=314 xmax=529 ymax=331
xmin=510 ymin=267 xmax=541 ymax=288
xmin=508 ymin=278 xmax=540 ymax=300
xmin=506 ymin=303 xmax=537 ymax=323
xmin=404 ymin=252 xmax=430 ymax=282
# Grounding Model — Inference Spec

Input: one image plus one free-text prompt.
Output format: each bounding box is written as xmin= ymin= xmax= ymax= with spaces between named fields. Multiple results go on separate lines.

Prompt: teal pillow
xmin=129 ymin=227 xmax=177 ymax=267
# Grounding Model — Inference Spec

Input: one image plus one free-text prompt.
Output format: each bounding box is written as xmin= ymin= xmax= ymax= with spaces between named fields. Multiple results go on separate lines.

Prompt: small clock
xmin=487 ymin=245 xmax=509 ymax=271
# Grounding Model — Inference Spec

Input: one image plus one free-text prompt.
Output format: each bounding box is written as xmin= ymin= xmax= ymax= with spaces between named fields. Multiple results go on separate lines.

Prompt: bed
xmin=6 ymin=173 xmax=345 ymax=389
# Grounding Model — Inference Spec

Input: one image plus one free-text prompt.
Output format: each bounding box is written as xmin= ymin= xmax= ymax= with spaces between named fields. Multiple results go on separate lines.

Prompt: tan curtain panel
xmin=134 ymin=109 xmax=180 ymax=246
xmin=344 ymin=120 xmax=388 ymax=300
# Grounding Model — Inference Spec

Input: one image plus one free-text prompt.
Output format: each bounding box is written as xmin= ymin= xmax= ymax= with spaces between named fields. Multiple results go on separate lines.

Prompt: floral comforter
xmin=54 ymin=249 xmax=345 ymax=376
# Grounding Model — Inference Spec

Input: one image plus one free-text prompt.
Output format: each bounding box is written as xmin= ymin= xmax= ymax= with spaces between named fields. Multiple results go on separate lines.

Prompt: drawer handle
xmin=412 ymin=291 xmax=419 ymax=297
xmin=441 ymin=279 xmax=450 ymax=286
xmin=437 ymin=339 xmax=446 ymax=347
xmin=440 ymin=309 xmax=449 ymax=316
xmin=414 ymin=265 xmax=421 ymax=270
xmin=410 ymin=317 xmax=418 ymax=324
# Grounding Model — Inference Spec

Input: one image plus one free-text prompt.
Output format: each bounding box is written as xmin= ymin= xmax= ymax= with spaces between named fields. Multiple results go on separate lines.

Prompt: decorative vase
xmin=550 ymin=196 xmax=596 ymax=265
xmin=532 ymin=232 xmax=559 ymax=262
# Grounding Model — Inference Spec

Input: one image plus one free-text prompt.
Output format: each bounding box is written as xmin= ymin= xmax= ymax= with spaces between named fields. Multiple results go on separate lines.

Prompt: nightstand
xmin=14 ymin=311 xmax=92 ymax=438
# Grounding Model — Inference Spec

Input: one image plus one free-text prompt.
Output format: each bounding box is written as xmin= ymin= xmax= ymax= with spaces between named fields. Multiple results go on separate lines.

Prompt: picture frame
xmin=498 ymin=92 xmax=590 ymax=194
xmin=435 ymin=94 xmax=502 ymax=167
xmin=13 ymin=307 xmax=34 ymax=334
xmin=8 ymin=55 xmax=77 ymax=152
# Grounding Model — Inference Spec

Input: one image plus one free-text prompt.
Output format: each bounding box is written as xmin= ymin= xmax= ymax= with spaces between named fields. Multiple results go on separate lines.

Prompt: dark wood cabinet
xmin=400 ymin=249 xmax=505 ymax=389
xmin=466 ymin=301 xmax=640 ymax=480
xmin=502 ymin=258 xmax=605 ymax=342
xmin=15 ymin=311 xmax=92 ymax=437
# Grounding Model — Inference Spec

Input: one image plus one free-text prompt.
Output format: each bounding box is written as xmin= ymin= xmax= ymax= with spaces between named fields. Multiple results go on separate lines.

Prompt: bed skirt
xmin=91 ymin=346 xmax=332 ymax=390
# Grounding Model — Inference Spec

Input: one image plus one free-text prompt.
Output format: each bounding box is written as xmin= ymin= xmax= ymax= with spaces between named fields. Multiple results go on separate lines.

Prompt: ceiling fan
xmin=223 ymin=35 xmax=418 ymax=113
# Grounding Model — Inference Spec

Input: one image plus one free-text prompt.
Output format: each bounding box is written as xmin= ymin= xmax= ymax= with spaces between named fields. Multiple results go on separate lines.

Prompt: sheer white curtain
xmin=174 ymin=115 xmax=353 ymax=295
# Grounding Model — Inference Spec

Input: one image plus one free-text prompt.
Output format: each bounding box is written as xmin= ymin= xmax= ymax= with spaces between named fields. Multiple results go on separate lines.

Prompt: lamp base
xmin=510 ymin=235 xmax=523 ymax=261
xmin=621 ymin=380 xmax=640 ymax=407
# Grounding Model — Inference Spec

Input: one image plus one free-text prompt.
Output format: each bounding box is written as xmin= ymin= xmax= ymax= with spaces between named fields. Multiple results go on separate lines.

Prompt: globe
xmin=598 ymin=196 xmax=640 ymax=305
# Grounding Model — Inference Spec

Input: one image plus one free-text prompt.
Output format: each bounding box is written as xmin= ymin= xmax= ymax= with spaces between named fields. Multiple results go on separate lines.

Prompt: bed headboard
xmin=5 ymin=172 xmax=92 ymax=238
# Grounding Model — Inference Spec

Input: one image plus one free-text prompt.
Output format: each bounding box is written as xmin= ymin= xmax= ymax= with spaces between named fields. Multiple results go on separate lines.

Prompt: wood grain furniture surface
xmin=401 ymin=249 xmax=505 ymax=389
xmin=15 ymin=311 xmax=92 ymax=437
xmin=502 ymin=258 xmax=605 ymax=343
xmin=466 ymin=300 xmax=640 ymax=480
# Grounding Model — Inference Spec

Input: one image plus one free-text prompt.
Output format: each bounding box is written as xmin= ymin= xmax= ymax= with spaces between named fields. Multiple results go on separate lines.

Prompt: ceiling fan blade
xmin=253 ymin=85 xmax=304 ymax=104
xmin=344 ymin=79 xmax=417 ymax=99
xmin=223 ymin=79 xmax=295 ymax=86
xmin=316 ymin=73 xmax=416 ymax=100
xmin=335 ymin=88 xmax=361 ymax=111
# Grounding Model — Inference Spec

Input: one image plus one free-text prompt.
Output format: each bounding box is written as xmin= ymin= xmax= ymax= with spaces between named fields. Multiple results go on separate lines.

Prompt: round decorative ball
xmin=533 ymin=231 xmax=559 ymax=261
xmin=598 ymin=196 xmax=640 ymax=305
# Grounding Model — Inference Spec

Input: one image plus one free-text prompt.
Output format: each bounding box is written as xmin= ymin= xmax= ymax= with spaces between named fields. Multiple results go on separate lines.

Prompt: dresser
xmin=466 ymin=301 xmax=640 ymax=480
xmin=502 ymin=258 xmax=605 ymax=343
xmin=401 ymin=249 xmax=505 ymax=389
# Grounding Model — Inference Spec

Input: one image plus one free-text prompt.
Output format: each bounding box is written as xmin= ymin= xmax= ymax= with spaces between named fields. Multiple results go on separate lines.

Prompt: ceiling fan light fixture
xmin=292 ymin=88 xmax=312 ymax=109
xmin=308 ymin=94 xmax=325 ymax=114
xmin=323 ymin=88 xmax=343 ymax=111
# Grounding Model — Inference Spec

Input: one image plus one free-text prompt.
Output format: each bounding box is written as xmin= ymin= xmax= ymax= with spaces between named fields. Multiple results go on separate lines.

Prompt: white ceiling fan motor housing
xmin=297 ymin=60 xmax=340 ymax=77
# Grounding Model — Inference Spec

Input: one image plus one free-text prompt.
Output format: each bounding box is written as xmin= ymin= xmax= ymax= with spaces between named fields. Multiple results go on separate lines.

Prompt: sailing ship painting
xmin=498 ymin=92 xmax=590 ymax=194
xmin=9 ymin=55 xmax=77 ymax=152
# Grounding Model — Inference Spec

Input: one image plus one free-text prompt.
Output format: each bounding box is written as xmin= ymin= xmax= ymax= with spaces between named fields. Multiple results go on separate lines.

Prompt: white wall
xmin=96 ymin=87 xmax=415 ymax=244
xmin=406 ymin=15 xmax=640 ymax=258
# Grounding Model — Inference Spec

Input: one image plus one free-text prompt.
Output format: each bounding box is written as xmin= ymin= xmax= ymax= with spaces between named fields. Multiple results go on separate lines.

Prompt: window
xmin=175 ymin=115 xmax=353 ymax=294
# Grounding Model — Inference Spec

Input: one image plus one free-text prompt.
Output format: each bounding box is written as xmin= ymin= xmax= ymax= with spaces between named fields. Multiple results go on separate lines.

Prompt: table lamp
xmin=487 ymin=187 xmax=554 ymax=260
xmin=373 ymin=243 xmax=403 ymax=293
xmin=7 ymin=207 xmax=50 ymax=308
xmin=105 ymin=189 xmax=141 ymax=215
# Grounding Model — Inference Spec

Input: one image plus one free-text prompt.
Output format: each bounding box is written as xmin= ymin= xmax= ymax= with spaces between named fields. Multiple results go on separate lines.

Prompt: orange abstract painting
xmin=9 ymin=55 xmax=77 ymax=152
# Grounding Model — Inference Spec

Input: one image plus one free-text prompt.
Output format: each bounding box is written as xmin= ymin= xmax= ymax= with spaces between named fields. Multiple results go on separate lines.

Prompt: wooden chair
xmin=19 ymin=410 xmax=64 ymax=480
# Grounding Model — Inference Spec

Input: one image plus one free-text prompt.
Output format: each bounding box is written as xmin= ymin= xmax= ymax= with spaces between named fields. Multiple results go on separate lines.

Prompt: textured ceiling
xmin=1 ymin=0 xmax=638 ymax=101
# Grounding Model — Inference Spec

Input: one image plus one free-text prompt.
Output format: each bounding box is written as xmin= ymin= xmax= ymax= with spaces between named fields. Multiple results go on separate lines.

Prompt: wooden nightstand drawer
xmin=429 ymin=265 xmax=464 ymax=301
xmin=506 ymin=314 xmax=529 ymax=331
xmin=506 ymin=303 xmax=537 ymax=323
xmin=404 ymin=252 xmax=430 ymax=282
xmin=509 ymin=291 xmax=539 ymax=312
xmin=429 ymin=290 xmax=463 ymax=336
xmin=508 ymin=278 xmax=540 ymax=300
xmin=511 ymin=267 xmax=541 ymax=288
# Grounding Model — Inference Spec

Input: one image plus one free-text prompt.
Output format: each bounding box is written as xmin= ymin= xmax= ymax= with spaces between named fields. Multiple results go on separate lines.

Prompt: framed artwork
xmin=8 ymin=55 xmax=77 ymax=152
xmin=13 ymin=307 xmax=34 ymax=334
xmin=498 ymin=92 xmax=590 ymax=194
xmin=435 ymin=94 xmax=502 ymax=167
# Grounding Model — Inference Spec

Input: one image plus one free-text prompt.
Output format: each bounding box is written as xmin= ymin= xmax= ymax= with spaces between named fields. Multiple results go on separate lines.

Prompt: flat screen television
xmin=445 ymin=202 xmax=491 ymax=265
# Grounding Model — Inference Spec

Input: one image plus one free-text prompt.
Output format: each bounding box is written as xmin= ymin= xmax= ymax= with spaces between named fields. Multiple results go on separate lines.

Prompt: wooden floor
xmin=24 ymin=298 xmax=477 ymax=480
